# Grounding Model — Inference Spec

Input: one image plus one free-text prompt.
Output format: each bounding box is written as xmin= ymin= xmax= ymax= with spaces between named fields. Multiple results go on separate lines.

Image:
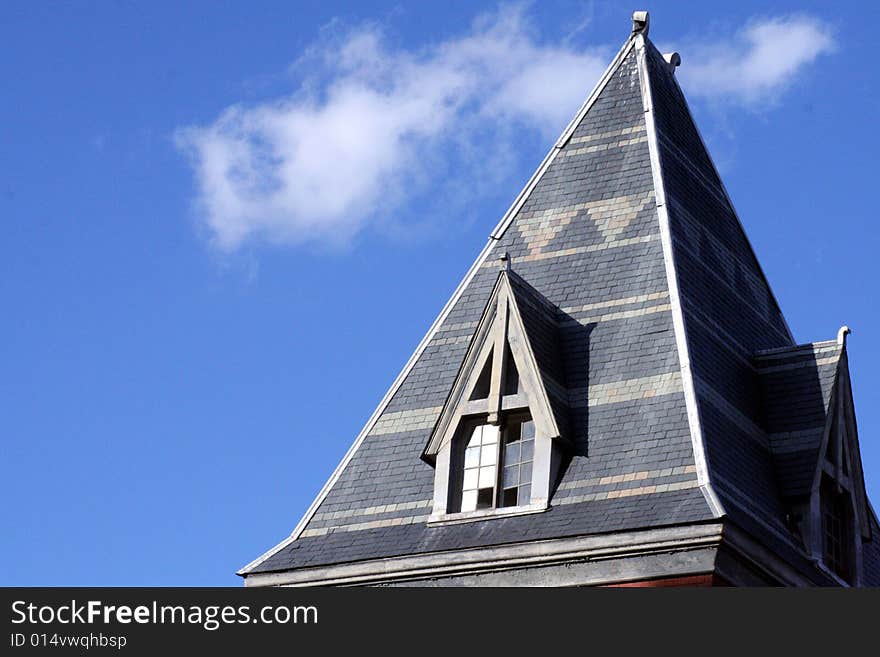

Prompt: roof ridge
xmin=635 ymin=31 xmax=724 ymax=519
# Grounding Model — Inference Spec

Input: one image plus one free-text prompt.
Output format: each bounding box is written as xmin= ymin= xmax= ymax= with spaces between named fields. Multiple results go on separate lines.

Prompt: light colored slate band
xmin=441 ymin=294 xmax=673 ymax=342
xmin=312 ymin=466 xmax=700 ymax=532
xmin=563 ymin=302 xmax=671 ymax=327
xmin=301 ymin=514 xmax=430 ymax=538
xmin=312 ymin=499 xmax=433 ymax=523
xmin=365 ymin=371 xmax=686 ymax=446
xmin=436 ymin=320 xmax=479 ymax=335
xmin=302 ymin=476 xmax=702 ymax=537
xmin=368 ymin=406 xmax=444 ymax=437
xmin=556 ymin=464 xmax=697 ymax=491
xmin=569 ymin=371 xmax=683 ymax=408
xmin=560 ymin=290 xmax=669 ymax=316
xmin=429 ymin=333 xmax=475 ymax=347
xmin=556 ymin=478 xmax=700 ymax=506
xmin=568 ymin=122 xmax=646 ymax=145
xmin=562 ymin=134 xmax=648 ymax=157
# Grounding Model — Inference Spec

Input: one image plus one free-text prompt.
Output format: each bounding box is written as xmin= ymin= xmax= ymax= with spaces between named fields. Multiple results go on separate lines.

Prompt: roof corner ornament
xmin=632 ymin=10 xmax=649 ymax=36
xmin=499 ymin=252 xmax=511 ymax=272
xmin=663 ymin=52 xmax=681 ymax=73
xmin=837 ymin=325 xmax=851 ymax=346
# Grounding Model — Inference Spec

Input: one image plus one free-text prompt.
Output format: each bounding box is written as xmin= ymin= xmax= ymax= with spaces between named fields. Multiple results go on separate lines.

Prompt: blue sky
xmin=1 ymin=1 xmax=878 ymax=586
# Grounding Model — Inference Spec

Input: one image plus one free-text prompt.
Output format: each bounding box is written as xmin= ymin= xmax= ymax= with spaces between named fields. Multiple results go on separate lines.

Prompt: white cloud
xmin=674 ymin=15 xmax=835 ymax=106
xmin=176 ymin=6 xmax=607 ymax=251
xmin=177 ymin=10 xmax=836 ymax=252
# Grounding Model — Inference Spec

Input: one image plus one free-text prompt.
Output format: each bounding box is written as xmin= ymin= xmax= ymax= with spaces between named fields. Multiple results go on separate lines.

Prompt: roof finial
xmin=632 ymin=10 xmax=649 ymax=36
xmin=663 ymin=52 xmax=681 ymax=73
xmin=837 ymin=325 xmax=851 ymax=346
xmin=499 ymin=252 xmax=511 ymax=273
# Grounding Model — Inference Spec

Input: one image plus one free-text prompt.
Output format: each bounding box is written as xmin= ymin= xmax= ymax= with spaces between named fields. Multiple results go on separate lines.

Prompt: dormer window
xmin=805 ymin=349 xmax=872 ymax=586
xmin=820 ymin=475 xmax=853 ymax=582
xmin=455 ymin=416 xmax=535 ymax=513
xmin=500 ymin=416 xmax=534 ymax=507
xmin=460 ymin=423 xmax=500 ymax=512
xmin=421 ymin=268 xmax=569 ymax=524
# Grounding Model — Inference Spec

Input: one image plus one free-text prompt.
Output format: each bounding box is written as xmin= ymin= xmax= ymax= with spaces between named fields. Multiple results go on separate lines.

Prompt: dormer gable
xmin=423 ymin=267 xmax=570 ymax=522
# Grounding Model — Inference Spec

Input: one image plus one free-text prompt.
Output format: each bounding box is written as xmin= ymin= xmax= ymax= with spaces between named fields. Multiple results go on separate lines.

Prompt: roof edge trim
xmin=635 ymin=33 xmax=724 ymax=518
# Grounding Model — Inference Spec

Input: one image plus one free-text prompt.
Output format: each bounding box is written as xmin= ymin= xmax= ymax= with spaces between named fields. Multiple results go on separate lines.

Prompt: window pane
xmin=505 ymin=421 xmax=521 ymax=444
xmin=461 ymin=490 xmax=477 ymax=512
xmin=464 ymin=447 xmax=480 ymax=468
xmin=520 ymin=440 xmax=533 ymax=462
xmin=478 ymin=466 xmax=496 ymax=489
xmin=466 ymin=426 xmax=482 ymax=449
xmin=481 ymin=424 xmax=499 ymax=445
xmin=503 ymin=465 xmax=519 ymax=488
xmin=520 ymin=461 xmax=532 ymax=483
xmin=502 ymin=488 xmax=518 ymax=507
xmin=502 ymin=345 xmax=519 ymax=396
xmin=469 ymin=354 xmax=493 ymax=401
xmin=519 ymin=485 xmax=531 ymax=505
xmin=463 ymin=468 xmax=478 ymax=491
xmin=476 ymin=489 xmax=493 ymax=509
xmin=504 ymin=442 xmax=521 ymax=464
xmin=521 ymin=420 xmax=535 ymax=440
xmin=480 ymin=444 xmax=497 ymax=466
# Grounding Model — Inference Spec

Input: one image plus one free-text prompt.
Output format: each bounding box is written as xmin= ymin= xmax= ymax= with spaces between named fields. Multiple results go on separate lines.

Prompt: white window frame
xmin=425 ymin=273 xmax=566 ymax=525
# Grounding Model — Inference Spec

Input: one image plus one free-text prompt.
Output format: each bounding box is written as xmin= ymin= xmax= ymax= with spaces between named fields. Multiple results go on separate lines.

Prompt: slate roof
xmin=755 ymin=340 xmax=842 ymax=498
xmin=241 ymin=17 xmax=880 ymax=585
xmin=645 ymin=38 xmax=791 ymax=534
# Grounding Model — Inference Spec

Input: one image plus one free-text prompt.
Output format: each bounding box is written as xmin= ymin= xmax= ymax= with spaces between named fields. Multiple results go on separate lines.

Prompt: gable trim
xmin=422 ymin=271 xmax=564 ymax=460
xmin=237 ymin=33 xmax=642 ymax=578
xmin=809 ymin=346 xmax=872 ymax=543
xmin=636 ymin=33 xmax=723 ymax=518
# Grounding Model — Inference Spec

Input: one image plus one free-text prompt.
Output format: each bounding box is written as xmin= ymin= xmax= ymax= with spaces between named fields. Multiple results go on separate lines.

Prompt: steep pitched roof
xmin=755 ymin=340 xmax=841 ymax=498
xmin=240 ymin=14 xmax=880 ymax=584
